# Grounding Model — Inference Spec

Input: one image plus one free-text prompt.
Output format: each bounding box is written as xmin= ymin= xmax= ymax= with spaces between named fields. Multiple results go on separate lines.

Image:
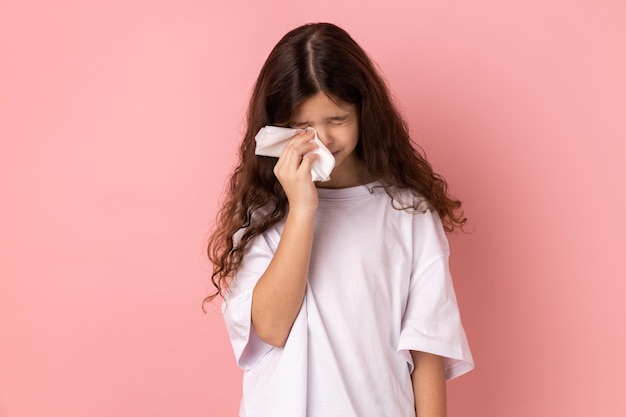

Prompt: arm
xmin=410 ymin=350 xmax=447 ymax=417
xmin=251 ymin=130 xmax=319 ymax=347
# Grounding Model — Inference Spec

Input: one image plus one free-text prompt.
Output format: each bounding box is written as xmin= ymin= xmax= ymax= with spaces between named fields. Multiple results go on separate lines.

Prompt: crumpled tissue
xmin=254 ymin=126 xmax=335 ymax=182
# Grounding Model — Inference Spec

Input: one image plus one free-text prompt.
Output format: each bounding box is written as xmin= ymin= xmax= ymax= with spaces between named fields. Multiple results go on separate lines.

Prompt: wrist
xmin=287 ymin=206 xmax=317 ymax=219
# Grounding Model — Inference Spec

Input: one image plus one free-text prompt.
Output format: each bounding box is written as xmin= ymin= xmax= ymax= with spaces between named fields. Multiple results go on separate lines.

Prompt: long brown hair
xmin=205 ymin=23 xmax=465 ymax=304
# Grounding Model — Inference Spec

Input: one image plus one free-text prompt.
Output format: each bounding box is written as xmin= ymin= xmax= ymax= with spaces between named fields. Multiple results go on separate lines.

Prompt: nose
xmin=314 ymin=127 xmax=333 ymax=147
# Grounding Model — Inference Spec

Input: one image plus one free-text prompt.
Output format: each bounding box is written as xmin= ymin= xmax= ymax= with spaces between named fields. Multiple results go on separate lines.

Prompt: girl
xmin=206 ymin=23 xmax=474 ymax=417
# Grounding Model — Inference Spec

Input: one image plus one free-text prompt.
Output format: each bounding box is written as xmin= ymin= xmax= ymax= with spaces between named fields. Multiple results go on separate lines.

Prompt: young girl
xmin=206 ymin=22 xmax=474 ymax=417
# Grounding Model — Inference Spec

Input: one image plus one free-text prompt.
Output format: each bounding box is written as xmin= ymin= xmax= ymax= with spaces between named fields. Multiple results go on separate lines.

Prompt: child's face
xmin=290 ymin=92 xmax=363 ymax=188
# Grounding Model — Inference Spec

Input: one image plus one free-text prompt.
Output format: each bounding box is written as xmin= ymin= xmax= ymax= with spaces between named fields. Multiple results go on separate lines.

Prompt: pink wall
xmin=1 ymin=0 xmax=625 ymax=416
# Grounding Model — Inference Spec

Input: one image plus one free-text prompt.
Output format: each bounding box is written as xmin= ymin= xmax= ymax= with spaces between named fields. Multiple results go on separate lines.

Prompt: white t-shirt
xmin=222 ymin=182 xmax=474 ymax=417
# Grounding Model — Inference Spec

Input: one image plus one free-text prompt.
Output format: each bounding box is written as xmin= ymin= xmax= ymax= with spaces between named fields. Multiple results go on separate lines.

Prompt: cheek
xmin=332 ymin=125 xmax=359 ymax=146
xmin=347 ymin=127 xmax=360 ymax=148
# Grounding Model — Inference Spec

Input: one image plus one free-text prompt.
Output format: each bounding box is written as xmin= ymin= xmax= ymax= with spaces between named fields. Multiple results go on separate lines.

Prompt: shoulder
xmin=377 ymin=185 xmax=449 ymax=254
xmin=233 ymin=204 xmax=285 ymax=253
xmin=366 ymin=183 xmax=448 ymax=250
xmin=369 ymin=183 xmax=433 ymax=214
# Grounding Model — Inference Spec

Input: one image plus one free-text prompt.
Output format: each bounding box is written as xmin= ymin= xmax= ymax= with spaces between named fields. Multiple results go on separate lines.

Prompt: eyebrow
xmin=291 ymin=114 xmax=351 ymax=126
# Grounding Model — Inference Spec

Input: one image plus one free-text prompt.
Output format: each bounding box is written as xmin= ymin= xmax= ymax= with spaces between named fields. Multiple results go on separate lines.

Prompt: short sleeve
xmin=397 ymin=211 xmax=474 ymax=380
xmin=222 ymin=232 xmax=276 ymax=370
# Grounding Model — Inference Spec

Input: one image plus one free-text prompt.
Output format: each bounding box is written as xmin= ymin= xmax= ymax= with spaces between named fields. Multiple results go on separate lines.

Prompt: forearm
xmin=410 ymin=350 xmax=447 ymax=417
xmin=251 ymin=209 xmax=315 ymax=347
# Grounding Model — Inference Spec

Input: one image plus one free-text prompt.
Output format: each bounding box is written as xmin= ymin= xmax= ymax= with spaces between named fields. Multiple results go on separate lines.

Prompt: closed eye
xmin=327 ymin=115 xmax=350 ymax=125
xmin=289 ymin=122 xmax=308 ymax=129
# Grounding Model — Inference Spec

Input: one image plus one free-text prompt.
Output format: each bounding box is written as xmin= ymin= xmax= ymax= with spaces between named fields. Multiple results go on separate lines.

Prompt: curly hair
xmin=204 ymin=23 xmax=465 ymax=305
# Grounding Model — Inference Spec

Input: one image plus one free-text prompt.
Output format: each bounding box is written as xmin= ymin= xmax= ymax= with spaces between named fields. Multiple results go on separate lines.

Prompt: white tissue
xmin=254 ymin=126 xmax=335 ymax=182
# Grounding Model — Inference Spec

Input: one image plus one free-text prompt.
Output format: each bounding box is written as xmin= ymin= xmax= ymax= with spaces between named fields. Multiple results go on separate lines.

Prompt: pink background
xmin=1 ymin=0 xmax=625 ymax=416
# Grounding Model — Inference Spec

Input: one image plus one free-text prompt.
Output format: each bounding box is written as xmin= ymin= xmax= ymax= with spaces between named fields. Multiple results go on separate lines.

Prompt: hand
xmin=273 ymin=129 xmax=320 ymax=214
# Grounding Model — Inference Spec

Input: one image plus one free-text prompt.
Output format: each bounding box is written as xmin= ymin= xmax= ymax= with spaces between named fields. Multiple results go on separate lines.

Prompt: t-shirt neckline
xmin=316 ymin=180 xmax=383 ymax=200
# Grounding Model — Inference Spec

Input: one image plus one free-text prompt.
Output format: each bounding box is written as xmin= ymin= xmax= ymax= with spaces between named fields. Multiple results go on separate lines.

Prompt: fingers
xmin=299 ymin=153 xmax=320 ymax=174
xmin=272 ymin=130 xmax=320 ymax=211
xmin=285 ymin=130 xmax=317 ymax=155
xmin=274 ymin=130 xmax=318 ymax=176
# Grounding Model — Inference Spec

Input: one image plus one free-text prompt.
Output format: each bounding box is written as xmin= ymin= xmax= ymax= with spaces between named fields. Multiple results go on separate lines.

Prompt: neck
xmin=316 ymin=158 xmax=375 ymax=189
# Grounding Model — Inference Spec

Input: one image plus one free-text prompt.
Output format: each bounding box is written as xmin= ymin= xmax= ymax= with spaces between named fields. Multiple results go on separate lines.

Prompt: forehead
xmin=292 ymin=92 xmax=355 ymax=120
